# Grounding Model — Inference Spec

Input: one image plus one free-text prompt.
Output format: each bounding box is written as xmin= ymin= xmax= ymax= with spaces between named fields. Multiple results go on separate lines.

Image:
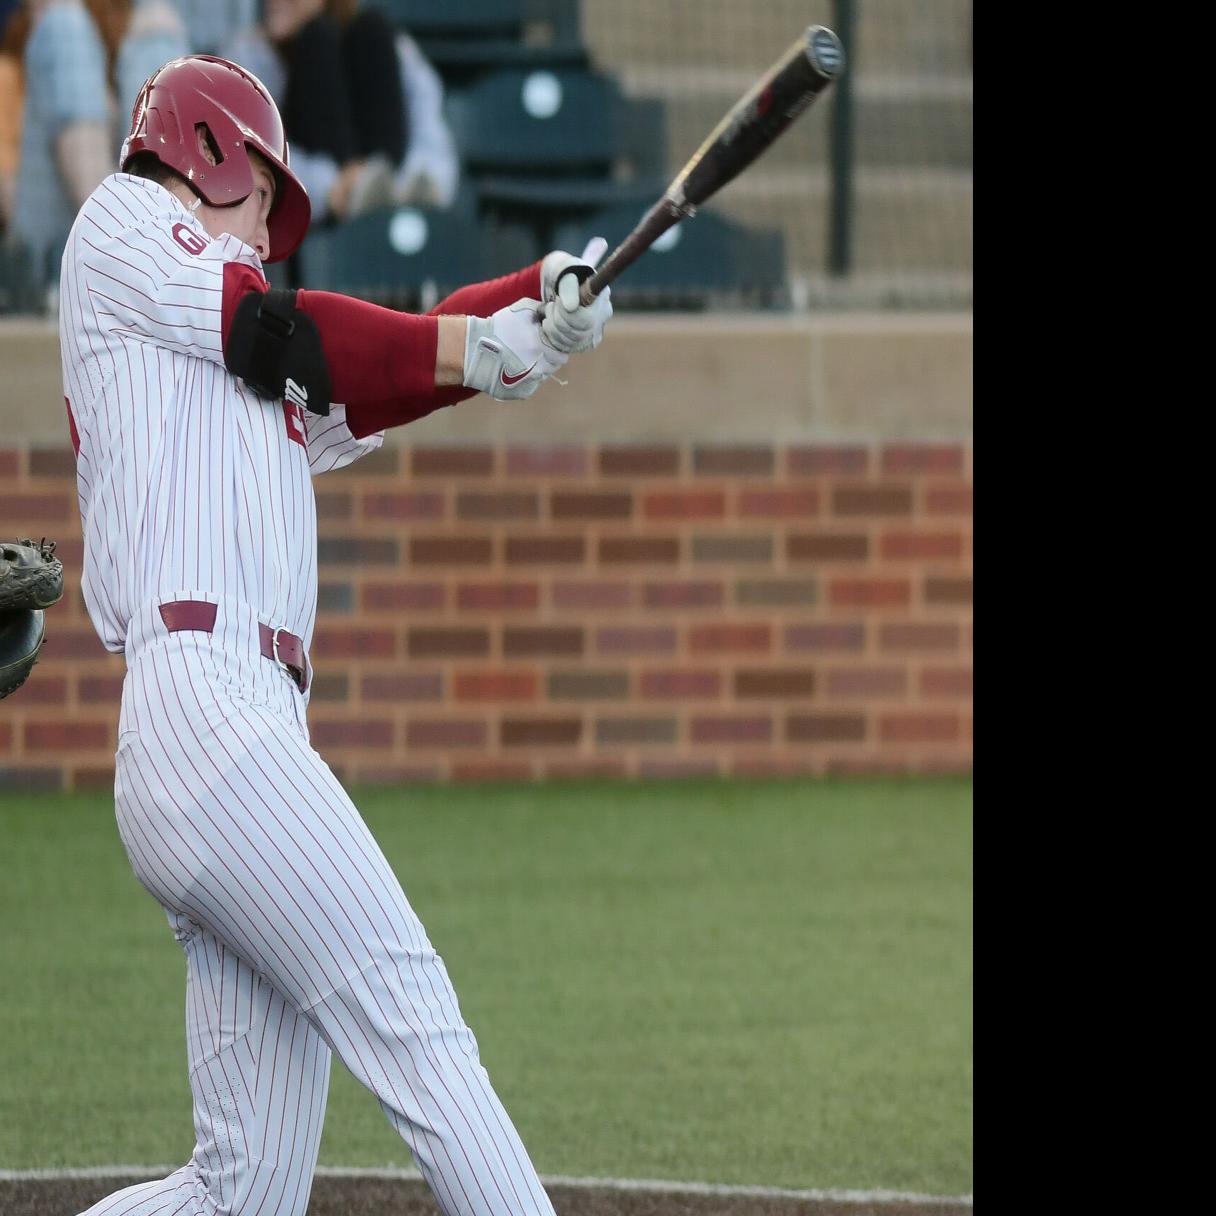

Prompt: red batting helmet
xmin=121 ymin=55 xmax=311 ymax=263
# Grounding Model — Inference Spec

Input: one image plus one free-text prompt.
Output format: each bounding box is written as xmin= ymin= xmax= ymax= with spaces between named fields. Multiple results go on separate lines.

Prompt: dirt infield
xmin=1 ymin=1175 xmax=971 ymax=1216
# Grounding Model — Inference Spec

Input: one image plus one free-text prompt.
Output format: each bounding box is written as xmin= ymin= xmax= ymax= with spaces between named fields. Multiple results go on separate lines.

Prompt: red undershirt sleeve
xmin=220 ymin=261 xmax=544 ymax=441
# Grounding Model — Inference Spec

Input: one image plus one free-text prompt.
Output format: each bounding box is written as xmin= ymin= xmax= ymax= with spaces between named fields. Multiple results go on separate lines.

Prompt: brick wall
xmin=0 ymin=440 xmax=972 ymax=790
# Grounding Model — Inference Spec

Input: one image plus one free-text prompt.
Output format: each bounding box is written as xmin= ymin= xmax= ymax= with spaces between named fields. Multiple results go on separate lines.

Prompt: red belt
xmin=158 ymin=600 xmax=308 ymax=693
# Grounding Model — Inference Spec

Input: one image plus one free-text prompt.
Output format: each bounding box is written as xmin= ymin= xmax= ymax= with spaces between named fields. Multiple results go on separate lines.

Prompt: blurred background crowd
xmin=0 ymin=0 xmax=972 ymax=315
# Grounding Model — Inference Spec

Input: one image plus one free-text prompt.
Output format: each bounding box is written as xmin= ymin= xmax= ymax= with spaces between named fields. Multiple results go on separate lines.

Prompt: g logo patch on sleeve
xmin=172 ymin=223 xmax=209 ymax=256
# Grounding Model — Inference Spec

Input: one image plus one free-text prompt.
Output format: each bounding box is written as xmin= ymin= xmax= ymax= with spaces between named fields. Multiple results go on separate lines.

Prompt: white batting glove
xmin=540 ymin=237 xmax=614 ymax=354
xmin=463 ymin=298 xmax=569 ymax=401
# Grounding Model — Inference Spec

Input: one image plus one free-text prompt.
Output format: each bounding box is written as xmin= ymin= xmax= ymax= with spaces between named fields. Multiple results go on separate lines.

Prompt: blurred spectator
xmin=224 ymin=0 xmax=458 ymax=222
xmin=326 ymin=0 xmax=459 ymax=208
xmin=224 ymin=0 xmax=398 ymax=223
xmin=4 ymin=0 xmax=186 ymax=282
xmin=165 ymin=0 xmax=256 ymax=55
xmin=0 ymin=39 xmax=20 ymax=232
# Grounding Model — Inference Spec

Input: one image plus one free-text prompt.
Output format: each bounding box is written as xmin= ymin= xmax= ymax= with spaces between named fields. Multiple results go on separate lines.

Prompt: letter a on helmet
xmin=121 ymin=55 xmax=311 ymax=263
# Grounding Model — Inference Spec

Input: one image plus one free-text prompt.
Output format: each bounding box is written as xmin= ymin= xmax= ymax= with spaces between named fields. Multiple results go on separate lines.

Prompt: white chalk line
xmin=0 ymin=1164 xmax=972 ymax=1207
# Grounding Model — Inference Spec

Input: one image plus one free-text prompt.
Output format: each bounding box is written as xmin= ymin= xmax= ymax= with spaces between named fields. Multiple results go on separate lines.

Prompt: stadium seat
xmin=377 ymin=0 xmax=527 ymax=38
xmin=296 ymin=203 xmax=538 ymax=309
xmin=552 ymin=205 xmax=787 ymax=309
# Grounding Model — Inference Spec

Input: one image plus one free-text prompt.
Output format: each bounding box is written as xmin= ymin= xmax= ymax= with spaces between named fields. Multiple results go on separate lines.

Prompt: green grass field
xmin=0 ymin=778 xmax=972 ymax=1195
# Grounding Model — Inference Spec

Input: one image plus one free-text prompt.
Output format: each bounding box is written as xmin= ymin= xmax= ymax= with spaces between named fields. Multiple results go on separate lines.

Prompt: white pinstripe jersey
xmin=58 ymin=173 xmax=383 ymax=663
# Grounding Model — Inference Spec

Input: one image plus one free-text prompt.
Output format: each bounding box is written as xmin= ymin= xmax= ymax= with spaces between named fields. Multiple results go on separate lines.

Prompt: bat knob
xmin=805 ymin=26 xmax=845 ymax=79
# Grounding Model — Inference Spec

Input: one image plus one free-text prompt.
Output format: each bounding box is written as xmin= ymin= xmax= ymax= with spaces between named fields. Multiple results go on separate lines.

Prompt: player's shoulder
xmin=76 ymin=174 xmax=218 ymax=263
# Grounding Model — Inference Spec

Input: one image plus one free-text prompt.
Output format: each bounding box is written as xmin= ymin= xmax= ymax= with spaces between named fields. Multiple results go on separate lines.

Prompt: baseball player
xmin=60 ymin=55 xmax=611 ymax=1216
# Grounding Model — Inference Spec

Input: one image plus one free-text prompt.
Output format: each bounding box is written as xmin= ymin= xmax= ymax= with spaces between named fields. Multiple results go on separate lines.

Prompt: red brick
xmin=693 ymin=446 xmax=774 ymax=476
xmin=547 ymin=670 xmax=629 ymax=700
xmin=501 ymin=718 xmax=581 ymax=746
xmin=829 ymin=579 xmax=912 ymax=609
xmin=739 ymin=488 xmax=820 ymax=517
xmin=502 ymin=627 xmax=583 ymax=657
xmin=639 ymin=759 xmax=720 ymax=778
xmin=599 ymin=537 xmax=679 ymax=564
xmin=832 ymin=485 xmax=913 ymax=517
xmin=406 ymin=719 xmax=488 ymax=747
xmin=77 ymin=676 xmax=125 ymax=703
xmin=0 ymin=449 xmax=19 ymax=477
xmin=411 ymin=447 xmax=493 ymax=477
xmin=826 ymin=756 xmax=913 ymax=776
xmin=505 ymin=536 xmax=586 ymax=565
xmin=0 ymin=766 xmax=63 ymax=790
xmin=456 ymin=582 xmax=539 ymax=612
xmin=643 ymin=581 xmax=724 ymax=610
xmin=689 ymin=623 xmax=771 ymax=654
xmin=734 ymin=669 xmax=815 ymax=698
xmin=880 ymin=531 xmax=964 ymax=561
xmin=452 ymin=760 xmax=534 ymax=782
xmin=732 ymin=757 xmax=820 ymax=778
xmin=787 ymin=533 xmax=868 ymax=561
xmin=409 ymin=537 xmax=493 ymax=566
xmin=313 ymin=628 xmax=396 ymax=658
xmin=363 ymin=491 xmax=445 ymax=520
xmin=596 ymin=626 xmax=676 ymax=655
xmin=925 ymin=577 xmax=973 ymax=605
xmin=880 ymin=623 xmax=960 ymax=652
xmin=544 ymin=760 xmax=629 ymax=780
xmin=454 ymin=670 xmax=540 ymax=701
xmin=353 ymin=764 xmax=441 ymax=785
xmin=317 ymin=582 xmax=353 ymax=613
xmin=691 ymin=715 xmax=772 ymax=744
xmin=457 ymin=492 xmax=538 ymax=520
xmin=826 ymin=667 xmax=907 ymax=697
xmin=315 ymin=491 xmax=352 ymax=521
xmin=788 ymin=446 xmax=870 ymax=475
xmin=362 ymin=582 xmax=446 ymax=612
xmin=361 ymin=672 xmax=444 ymax=701
xmin=920 ymin=667 xmax=973 ymax=697
xmin=43 ymin=630 xmax=110 ymax=659
xmin=691 ymin=536 xmax=773 ymax=563
xmin=309 ymin=674 xmax=350 ymax=702
xmin=596 ymin=717 xmax=677 ymax=745
xmin=924 ymin=483 xmax=973 ymax=515
xmin=17 ymin=676 xmax=68 ymax=705
xmin=785 ymin=623 xmax=866 ymax=652
xmin=882 ymin=444 xmax=965 ymax=475
xmin=551 ymin=491 xmax=632 ymax=520
xmin=318 ymin=538 xmax=399 ymax=565
xmin=0 ymin=493 xmax=72 ymax=520
xmin=737 ymin=579 xmax=818 ymax=608
xmin=880 ymin=713 xmax=960 ymax=743
xmin=73 ymin=766 xmax=117 ymax=790
xmin=506 ymin=445 xmax=587 ymax=477
xmin=599 ymin=446 xmax=680 ymax=476
xmin=325 ymin=447 xmax=399 ymax=476
xmin=642 ymin=491 xmax=725 ymax=520
xmin=408 ymin=628 xmax=490 ymax=658
xmin=0 ymin=722 xmax=10 ymax=752
xmin=27 ymin=448 xmax=76 ymax=477
xmin=312 ymin=719 xmax=394 ymax=748
xmin=25 ymin=721 xmax=110 ymax=750
xmin=787 ymin=714 xmax=867 ymax=742
xmin=639 ymin=669 xmax=722 ymax=699
xmin=551 ymin=580 xmax=632 ymax=611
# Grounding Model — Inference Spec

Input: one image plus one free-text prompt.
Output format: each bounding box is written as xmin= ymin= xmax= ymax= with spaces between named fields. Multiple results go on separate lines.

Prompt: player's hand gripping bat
xmin=554 ymin=25 xmax=845 ymax=312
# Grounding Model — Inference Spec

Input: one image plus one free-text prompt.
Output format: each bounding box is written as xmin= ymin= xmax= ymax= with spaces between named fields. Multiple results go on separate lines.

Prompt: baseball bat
xmin=562 ymin=25 xmax=845 ymax=309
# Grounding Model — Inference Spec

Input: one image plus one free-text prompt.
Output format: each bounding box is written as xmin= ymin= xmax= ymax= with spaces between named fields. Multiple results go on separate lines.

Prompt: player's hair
xmin=124 ymin=151 xmax=184 ymax=191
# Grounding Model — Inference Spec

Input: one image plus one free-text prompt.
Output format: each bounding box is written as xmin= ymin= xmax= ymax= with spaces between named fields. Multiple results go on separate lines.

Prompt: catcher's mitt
xmin=0 ymin=538 xmax=65 ymax=699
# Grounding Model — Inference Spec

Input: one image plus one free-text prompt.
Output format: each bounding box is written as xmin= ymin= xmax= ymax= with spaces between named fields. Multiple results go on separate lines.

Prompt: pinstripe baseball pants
xmin=81 ymin=624 xmax=555 ymax=1216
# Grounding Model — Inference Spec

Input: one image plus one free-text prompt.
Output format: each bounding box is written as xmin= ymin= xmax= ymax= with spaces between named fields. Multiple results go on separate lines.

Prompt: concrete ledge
xmin=1 ymin=312 xmax=972 ymax=446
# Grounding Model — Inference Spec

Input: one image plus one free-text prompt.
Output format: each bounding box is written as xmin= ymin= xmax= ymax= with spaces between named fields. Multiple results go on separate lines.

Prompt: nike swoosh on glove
xmin=463 ymin=298 xmax=569 ymax=401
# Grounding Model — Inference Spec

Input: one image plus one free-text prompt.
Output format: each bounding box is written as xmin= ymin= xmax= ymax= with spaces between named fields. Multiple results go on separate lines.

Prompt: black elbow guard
xmin=225 ymin=288 xmax=333 ymax=417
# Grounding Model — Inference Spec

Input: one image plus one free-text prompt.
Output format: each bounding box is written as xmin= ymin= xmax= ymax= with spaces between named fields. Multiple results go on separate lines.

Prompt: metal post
xmin=828 ymin=0 xmax=856 ymax=277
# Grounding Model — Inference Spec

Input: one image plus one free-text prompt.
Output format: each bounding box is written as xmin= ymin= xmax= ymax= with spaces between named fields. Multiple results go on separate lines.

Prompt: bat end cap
xmin=805 ymin=26 xmax=845 ymax=78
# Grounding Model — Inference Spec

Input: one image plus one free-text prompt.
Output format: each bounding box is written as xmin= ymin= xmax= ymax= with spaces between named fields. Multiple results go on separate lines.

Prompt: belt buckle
xmin=271 ymin=626 xmax=298 ymax=688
